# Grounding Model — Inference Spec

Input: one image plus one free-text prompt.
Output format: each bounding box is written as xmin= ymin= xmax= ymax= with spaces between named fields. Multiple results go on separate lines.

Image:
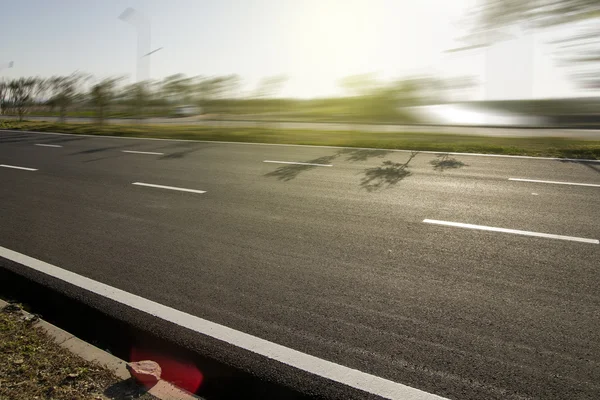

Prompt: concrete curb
xmin=0 ymin=298 xmax=201 ymax=400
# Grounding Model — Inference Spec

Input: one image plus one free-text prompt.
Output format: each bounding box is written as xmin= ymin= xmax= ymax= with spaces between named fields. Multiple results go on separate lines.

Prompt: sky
xmin=0 ymin=0 xmax=593 ymax=99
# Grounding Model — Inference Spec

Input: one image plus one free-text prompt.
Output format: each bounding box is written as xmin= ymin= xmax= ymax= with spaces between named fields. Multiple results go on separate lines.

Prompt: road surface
xmin=1 ymin=129 xmax=599 ymax=399
xmin=2 ymin=115 xmax=600 ymax=139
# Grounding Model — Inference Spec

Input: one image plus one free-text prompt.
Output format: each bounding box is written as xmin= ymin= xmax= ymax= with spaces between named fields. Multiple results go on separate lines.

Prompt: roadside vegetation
xmin=0 ymin=72 xmax=469 ymax=124
xmin=1 ymin=1 xmax=598 ymax=128
xmin=2 ymin=120 xmax=599 ymax=159
xmin=0 ymin=303 xmax=151 ymax=400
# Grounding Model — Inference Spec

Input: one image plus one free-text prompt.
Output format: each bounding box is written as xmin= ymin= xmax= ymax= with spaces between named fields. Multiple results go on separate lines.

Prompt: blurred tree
xmin=0 ymin=80 xmax=7 ymax=115
xmin=8 ymin=77 xmax=38 ymax=121
xmin=463 ymin=0 xmax=600 ymax=88
xmin=337 ymin=74 xmax=454 ymax=121
xmin=339 ymin=74 xmax=380 ymax=97
xmin=193 ymin=75 xmax=242 ymax=114
xmin=161 ymin=73 xmax=194 ymax=104
xmin=35 ymin=78 xmax=49 ymax=99
xmin=253 ymin=75 xmax=287 ymax=98
xmin=473 ymin=0 xmax=599 ymax=30
xmin=48 ymin=73 xmax=88 ymax=123
xmin=90 ymin=77 xmax=121 ymax=124
xmin=122 ymin=81 xmax=151 ymax=120
xmin=196 ymin=75 xmax=241 ymax=101
xmin=214 ymin=75 xmax=241 ymax=99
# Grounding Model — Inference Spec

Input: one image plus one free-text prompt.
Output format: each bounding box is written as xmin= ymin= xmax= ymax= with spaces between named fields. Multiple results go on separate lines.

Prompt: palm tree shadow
xmin=69 ymin=144 xmax=136 ymax=155
xmin=336 ymin=148 xmax=391 ymax=162
xmin=360 ymin=152 xmax=418 ymax=192
xmin=264 ymin=155 xmax=337 ymax=181
xmin=264 ymin=149 xmax=392 ymax=181
xmin=430 ymin=154 xmax=467 ymax=172
xmin=159 ymin=143 xmax=214 ymax=159
xmin=160 ymin=148 xmax=197 ymax=159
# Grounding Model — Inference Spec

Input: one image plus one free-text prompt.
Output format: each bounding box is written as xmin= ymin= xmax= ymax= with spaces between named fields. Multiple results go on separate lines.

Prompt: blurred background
xmin=1 ymin=0 xmax=599 ymax=127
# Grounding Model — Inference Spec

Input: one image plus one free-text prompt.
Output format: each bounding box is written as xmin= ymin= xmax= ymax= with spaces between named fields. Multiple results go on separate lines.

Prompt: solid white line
xmin=34 ymin=143 xmax=62 ymax=148
xmin=0 ymin=246 xmax=446 ymax=400
xmin=0 ymin=164 xmax=37 ymax=171
xmin=509 ymin=178 xmax=600 ymax=188
xmin=3 ymin=128 xmax=599 ymax=163
xmin=423 ymin=219 xmax=599 ymax=244
xmin=122 ymin=150 xmax=164 ymax=155
xmin=264 ymin=160 xmax=333 ymax=167
xmin=132 ymin=182 xmax=206 ymax=194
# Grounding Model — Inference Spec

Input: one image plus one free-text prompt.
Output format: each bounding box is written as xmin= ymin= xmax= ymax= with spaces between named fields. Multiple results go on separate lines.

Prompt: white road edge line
xmin=263 ymin=160 xmax=333 ymax=167
xmin=132 ymin=182 xmax=206 ymax=194
xmin=508 ymin=178 xmax=600 ymax=188
xmin=0 ymin=164 xmax=37 ymax=171
xmin=34 ymin=143 xmax=62 ymax=148
xmin=423 ymin=219 xmax=599 ymax=244
xmin=3 ymin=129 xmax=599 ymax=163
xmin=0 ymin=246 xmax=446 ymax=400
xmin=122 ymin=150 xmax=164 ymax=155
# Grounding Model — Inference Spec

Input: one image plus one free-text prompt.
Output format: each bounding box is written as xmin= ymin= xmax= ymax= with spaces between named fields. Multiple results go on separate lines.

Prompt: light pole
xmin=119 ymin=8 xmax=159 ymax=82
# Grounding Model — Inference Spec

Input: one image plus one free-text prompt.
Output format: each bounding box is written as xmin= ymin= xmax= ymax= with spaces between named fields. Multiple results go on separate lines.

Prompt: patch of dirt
xmin=0 ymin=304 xmax=154 ymax=400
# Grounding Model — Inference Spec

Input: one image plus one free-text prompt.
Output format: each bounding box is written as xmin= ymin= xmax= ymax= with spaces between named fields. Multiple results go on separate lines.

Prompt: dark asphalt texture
xmin=1 ymin=130 xmax=599 ymax=399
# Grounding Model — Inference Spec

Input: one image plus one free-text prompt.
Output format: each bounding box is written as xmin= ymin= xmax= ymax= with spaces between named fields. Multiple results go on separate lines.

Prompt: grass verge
xmin=0 ymin=303 xmax=152 ymax=400
xmin=2 ymin=120 xmax=600 ymax=159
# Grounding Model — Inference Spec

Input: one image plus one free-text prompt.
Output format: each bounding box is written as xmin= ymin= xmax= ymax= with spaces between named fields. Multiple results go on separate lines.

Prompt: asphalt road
xmin=1 ymin=129 xmax=599 ymax=399
xmin=2 ymin=115 xmax=600 ymax=139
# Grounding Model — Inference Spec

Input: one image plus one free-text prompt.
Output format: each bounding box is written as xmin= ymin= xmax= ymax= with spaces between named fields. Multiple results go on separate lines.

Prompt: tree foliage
xmin=48 ymin=73 xmax=87 ymax=122
xmin=0 ymin=80 xmax=8 ymax=115
xmin=253 ymin=75 xmax=287 ymax=99
xmin=1 ymin=70 xmax=474 ymax=123
xmin=465 ymin=0 xmax=600 ymax=88
xmin=474 ymin=0 xmax=599 ymax=30
xmin=337 ymin=74 xmax=476 ymax=121
xmin=90 ymin=77 xmax=121 ymax=124
xmin=121 ymin=81 xmax=151 ymax=119
xmin=8 ymin=77 xmax=38 ymax=121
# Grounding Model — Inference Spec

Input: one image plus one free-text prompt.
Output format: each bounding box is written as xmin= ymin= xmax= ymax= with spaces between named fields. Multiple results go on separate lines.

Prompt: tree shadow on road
xmin=335 ymin=148 xmax=391 ymax=162
xmin=430 ymin=154 xmax=467 ymax=172
xmin=160 ymin=148 xmax=198 ymax=159
xmin=559 ymin=159 xmax=600 ymax=174
xmin=264 ymin=155 xmax=338 ymax=181
xmin=158 ymin=143 xmax=215 ymax=160
xmin=360 ymin=151 xmax=419 ymax=192
xmin=40 ymin=136 xmax=87 ymax=144
xmin=0 ymin=133 xmax=38 ymax=143
xmin=264 ymin=148 xmax=392 ymax=181
xmin=69 ymin=144 xmax=136 ymax=155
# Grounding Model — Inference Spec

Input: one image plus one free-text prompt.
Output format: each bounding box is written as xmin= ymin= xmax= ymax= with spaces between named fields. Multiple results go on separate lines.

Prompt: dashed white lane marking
xmin=509 ymin=178 xmax=600 ymax=188
xmin=122 ymin=150 xmax=164 ymax=155
xmin=263 ymin=160 xmax=333 ymax=167
xmin=34 ymin=143 xmax=62 ymax=148
xmin=132 ymin=182 xmax=206 ymax=194
xmin=423 ymin=219 xmax=599 ymax=244
xmin=0 ymin=246 xmax=447 ymax=400
xmin=0 ymin=164 xmax=37 ymax=171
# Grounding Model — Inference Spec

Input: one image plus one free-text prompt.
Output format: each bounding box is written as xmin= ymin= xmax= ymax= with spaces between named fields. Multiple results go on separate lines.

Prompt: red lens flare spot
xmin=130 ymin=347 xmax=204 ymax=393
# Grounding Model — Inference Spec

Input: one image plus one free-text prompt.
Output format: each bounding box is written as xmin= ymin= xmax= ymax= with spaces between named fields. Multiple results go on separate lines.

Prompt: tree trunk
xmin=98 ymin=105 xmax=104 ymax=125
xmin=59 ymin=106 xmax=67 ymax=123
